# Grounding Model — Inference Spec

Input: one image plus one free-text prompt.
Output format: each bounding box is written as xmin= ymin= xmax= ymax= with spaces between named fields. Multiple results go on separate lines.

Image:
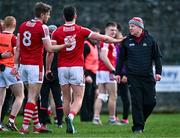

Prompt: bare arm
xmin=14 ymin=33 xmax=20 ymax=66
xmin=11 ymin=33 xmax=20 ymax=75
xmin=100 ymin=48 xmax=115 ymax=71
xmin=46 ymin=52 xmax=54 ymax=73
xmin=45 ymin=51 xmax=55 ymax=81
xmin=43 ymin=38 xmax=71 ymax=53
xmin=90 ymin=32 xmax=125 ymax=43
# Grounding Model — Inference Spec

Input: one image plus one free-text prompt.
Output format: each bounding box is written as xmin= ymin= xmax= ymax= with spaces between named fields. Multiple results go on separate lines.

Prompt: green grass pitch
xmin=0 ymin=113 xmax=180 ymax=138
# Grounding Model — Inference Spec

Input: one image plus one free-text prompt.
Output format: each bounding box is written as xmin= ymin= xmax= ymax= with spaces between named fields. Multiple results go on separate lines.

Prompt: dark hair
xmin=117 ymin=23 xmax=122 ymax=32
xmin=63 ymin=5 xmax=76 ymax=21
xmin=34 ymin=2 xmax=52 ymax=18
xmin=105 ymin=21 xmax=117 ymax=28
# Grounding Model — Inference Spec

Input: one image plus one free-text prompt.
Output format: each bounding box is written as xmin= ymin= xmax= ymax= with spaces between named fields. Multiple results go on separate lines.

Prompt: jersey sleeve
xmin=81 ymin=27 xmax=92 ymax=38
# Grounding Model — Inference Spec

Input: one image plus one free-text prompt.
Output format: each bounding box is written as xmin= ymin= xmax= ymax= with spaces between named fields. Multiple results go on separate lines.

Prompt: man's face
xmin=105 ymin=26 xmax=117 ymax=38
xmin=42 ymin=11 xmax=51 ymax=23
xmin=129 ymin=24 xmax=142 ymax=36
xmin=0 ymin=21 xmax=4 ymax=32
xmin=13 ymin=20 xmax=16 ymax=28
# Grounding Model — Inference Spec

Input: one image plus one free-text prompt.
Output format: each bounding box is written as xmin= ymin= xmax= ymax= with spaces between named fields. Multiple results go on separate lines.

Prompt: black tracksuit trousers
xmin=80 ymin=72 xmax=96 ymax=121
xmin=39 ymin=77 xmax=63 ymax=125
xmin=128 ymin=75 xmax=156 ymax=132
xmin=117 ymin=82 xmax=130 ymax=120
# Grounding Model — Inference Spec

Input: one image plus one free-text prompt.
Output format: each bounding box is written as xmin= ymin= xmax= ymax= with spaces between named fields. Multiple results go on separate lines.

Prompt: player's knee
xmin=109 ymin=93 xmax=117 ymax=101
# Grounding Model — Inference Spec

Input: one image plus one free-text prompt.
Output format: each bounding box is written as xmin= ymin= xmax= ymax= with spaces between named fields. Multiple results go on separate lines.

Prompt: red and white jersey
xmin=52 ymin=23 xmax=92 ymax=67
xmin=18 ymin=19 xmax=50 ymax=66
xmin=98 ymin=42 xmax=116 ymax=71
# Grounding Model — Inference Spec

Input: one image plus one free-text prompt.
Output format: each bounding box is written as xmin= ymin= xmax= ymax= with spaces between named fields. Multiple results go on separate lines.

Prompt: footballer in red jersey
xmin=46 ymin=5 xmax=124 ymax=134
xmin=53 ymin=24 xmax=92 ymax=67
xmin=14 ymin=2 xmax=71 ymax=134
xmin=18 ymin=19 xmax=47 ymax=66
xmin=93 ymin=22 xmax=121 ymax=126
xmin=98 ymin=42 xmax=116 ymax=72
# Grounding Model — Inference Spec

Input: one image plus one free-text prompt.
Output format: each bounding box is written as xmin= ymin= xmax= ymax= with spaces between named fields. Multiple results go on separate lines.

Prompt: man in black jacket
xmin=39 ymin=25 xmax=63 ymax=128
xmin=116 ymin=17 xmax=162 ymax=133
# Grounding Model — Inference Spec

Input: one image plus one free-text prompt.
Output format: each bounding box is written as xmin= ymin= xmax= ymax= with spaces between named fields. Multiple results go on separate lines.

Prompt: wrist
xmin=14 ymin=64 xmax=19 ymax=69
xmin=46 ymin=69 xmax=51 ymax=74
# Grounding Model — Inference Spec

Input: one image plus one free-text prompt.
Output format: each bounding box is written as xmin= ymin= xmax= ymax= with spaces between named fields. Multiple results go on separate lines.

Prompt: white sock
xmin=93 ymin=115 xmax=100 ymax=120
xmin=9 ymin=118 xmax=15 ymax=123
xmin=109 ymin=115 xmax=116 ymax=121
xmin=68 ymin=113 xmax=74 ymax=120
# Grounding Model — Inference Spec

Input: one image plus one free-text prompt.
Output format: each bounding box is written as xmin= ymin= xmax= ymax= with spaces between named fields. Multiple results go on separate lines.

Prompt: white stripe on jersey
xmin=88 ymin=31 xmax=93 ymax=38
xmin=102 ymin=42 xmax=109 ymax=50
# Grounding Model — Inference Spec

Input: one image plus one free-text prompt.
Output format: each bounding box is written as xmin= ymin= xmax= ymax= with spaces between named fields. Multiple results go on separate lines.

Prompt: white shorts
xmin=0 ymin=67 xmax=22 ymax=88
xmin=96 ymin=70 xmax=116 ymax=84
xmin=58 ymin=66 xmax=84 ymax=86
xmin=19 ymin=64 xmax=44 ymax=84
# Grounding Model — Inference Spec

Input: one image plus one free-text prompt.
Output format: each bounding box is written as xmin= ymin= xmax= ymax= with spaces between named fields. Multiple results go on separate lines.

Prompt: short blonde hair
xmin=4 ymin=16 xmax=16 ymax=28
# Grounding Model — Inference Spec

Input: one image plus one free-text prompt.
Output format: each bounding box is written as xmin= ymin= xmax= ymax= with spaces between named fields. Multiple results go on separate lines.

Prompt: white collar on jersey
xmin=31 ymin=17 xmax=43 ymax=23
xmin=64 ymin=22 xmax=75 ymax=26
xmin=2 ymin=30 xmax=12 ymax=34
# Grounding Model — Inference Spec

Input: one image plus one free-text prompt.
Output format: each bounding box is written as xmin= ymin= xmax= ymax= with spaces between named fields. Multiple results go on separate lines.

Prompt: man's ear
xmin=74 ymin=13 xmax=77 ymax=19
xmin=63 ymin=15 xmax=65 ymax=21
xmin=40 ymin=13 xmax=44 ymax=19
xmin=74 ymin=15 xmax=77 ymax=19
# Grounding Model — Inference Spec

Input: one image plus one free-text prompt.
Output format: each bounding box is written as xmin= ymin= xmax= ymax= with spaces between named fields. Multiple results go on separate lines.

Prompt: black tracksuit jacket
xmin=116 ymin=30 xmax=162 ymax=77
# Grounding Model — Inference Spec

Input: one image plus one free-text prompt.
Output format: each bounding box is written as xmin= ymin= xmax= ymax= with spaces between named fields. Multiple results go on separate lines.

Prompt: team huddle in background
xmin=0 ymin=1 xmax=162 ymax=135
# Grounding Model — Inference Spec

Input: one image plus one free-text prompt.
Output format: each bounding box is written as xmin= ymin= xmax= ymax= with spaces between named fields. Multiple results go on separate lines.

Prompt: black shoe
xmin=6 ymin=121 xmax=18 ymax=131
xmin=65 ymin=117 xmax=75 ymax=134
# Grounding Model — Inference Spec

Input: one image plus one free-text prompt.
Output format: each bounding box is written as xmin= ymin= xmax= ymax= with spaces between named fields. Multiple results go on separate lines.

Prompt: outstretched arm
xmin=90 ymin=32 xmax=125 ymax=43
